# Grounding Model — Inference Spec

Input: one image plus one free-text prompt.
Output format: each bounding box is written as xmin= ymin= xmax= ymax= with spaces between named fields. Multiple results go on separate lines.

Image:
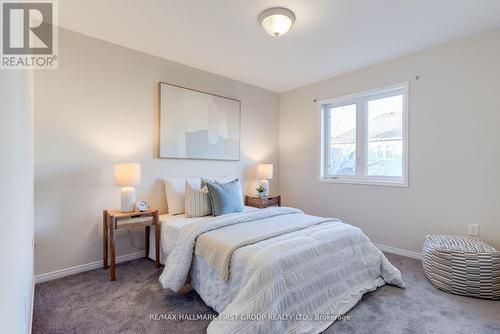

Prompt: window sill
xmin=318 ymin=177 xmax=408 ymax=188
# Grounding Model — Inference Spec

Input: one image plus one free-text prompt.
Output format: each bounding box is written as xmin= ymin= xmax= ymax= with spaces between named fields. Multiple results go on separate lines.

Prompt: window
xmin=320 ymin=82 xmax=408 ymax=186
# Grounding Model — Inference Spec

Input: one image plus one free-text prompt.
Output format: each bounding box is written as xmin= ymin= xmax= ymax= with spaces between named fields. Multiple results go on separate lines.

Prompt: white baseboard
xmin=375 ymin=243 xmax=422 ymax=260
xmin=34 ymin=251 xmax=145 ymax=284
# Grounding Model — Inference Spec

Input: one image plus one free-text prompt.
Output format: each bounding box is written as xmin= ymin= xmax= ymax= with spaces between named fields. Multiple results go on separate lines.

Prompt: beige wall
xmin=0 ymin=70 xmax=34 ymax=333
xmin=34 ymin=29 xmax=279 ymax=276
xmin=279 ymin=28 xmax=500 ymax=253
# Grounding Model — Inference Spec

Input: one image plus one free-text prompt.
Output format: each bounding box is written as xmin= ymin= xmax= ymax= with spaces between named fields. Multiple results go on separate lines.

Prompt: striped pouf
xmin=422 ymin=234 xmax=500 ymax=299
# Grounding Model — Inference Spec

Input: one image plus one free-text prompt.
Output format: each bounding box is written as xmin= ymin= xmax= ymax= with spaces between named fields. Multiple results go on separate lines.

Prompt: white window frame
xmin=319 ymin=82 xmax=409 ymax=187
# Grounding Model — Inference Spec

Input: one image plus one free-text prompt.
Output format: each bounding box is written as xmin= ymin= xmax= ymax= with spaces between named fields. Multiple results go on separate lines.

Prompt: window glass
xmin=367 ymin=95 xmax=403 ymax=177
xmin=329 ymin=104 xmax=356 ymax=176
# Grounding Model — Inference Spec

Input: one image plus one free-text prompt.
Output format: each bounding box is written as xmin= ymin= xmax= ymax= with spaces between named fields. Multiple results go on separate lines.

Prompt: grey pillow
xmin=206 ymin=179 xmax=244 ymax=216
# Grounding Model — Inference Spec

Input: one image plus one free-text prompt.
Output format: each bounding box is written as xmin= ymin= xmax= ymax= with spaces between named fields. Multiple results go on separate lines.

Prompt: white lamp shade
xmin=257 ymin=164 xmax=273 ymax=180
xmin=114 ymin=163 xmax=141 ymax=187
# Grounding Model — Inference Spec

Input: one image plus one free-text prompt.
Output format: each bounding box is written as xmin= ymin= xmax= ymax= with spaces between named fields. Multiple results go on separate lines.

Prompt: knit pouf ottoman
xmin=422 ymin=234 xmax=500 ymax=299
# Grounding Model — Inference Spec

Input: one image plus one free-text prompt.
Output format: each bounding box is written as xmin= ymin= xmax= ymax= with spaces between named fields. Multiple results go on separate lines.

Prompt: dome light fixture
xmin=258 ymin=7 xmax=295 ymax=37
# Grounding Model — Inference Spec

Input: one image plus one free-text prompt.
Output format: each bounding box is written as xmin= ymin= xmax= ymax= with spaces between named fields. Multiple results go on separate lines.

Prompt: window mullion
xmin=324 ymin=107 xmax=331 ymax=177
xmin=356 ymin=100 xmax=366 ymax=177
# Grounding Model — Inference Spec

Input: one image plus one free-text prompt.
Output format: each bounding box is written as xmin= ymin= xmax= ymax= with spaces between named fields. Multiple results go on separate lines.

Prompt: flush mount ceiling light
xmin=258 ymin=7 xmax=295 ymax=37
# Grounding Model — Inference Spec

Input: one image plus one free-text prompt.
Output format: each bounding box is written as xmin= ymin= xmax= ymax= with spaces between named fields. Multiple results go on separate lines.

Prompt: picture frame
xmin=159 ymin=82 xmax=241 ymax=161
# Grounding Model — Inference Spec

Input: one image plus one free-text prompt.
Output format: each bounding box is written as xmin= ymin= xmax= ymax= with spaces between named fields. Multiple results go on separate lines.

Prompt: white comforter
xmin=159 ymin=207 xmax=405 ymax=334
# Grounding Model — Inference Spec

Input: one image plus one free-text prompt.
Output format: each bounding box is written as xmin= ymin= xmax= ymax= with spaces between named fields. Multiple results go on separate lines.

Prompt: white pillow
xmin=163 ymin=177 xmax=201 ymax=215
xmin=185 ymin=182 xmax=212 ymax=218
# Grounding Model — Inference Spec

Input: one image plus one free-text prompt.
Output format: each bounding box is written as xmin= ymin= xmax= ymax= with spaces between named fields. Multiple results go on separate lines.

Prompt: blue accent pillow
xmin=206 ymin=179 xmax=244 ymax=216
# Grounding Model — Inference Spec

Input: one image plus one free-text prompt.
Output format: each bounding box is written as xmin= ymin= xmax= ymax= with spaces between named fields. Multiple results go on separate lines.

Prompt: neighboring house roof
xmin=332 ymin=111 xmax=402 ymax=144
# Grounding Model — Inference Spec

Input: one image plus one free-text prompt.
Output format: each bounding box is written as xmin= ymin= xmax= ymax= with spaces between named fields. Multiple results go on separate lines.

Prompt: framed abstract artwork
xmin=159 ymin=82 xmax=241 ymax=160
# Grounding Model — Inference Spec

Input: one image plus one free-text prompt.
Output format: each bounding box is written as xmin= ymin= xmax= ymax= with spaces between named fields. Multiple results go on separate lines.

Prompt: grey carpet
xmin=33 ymin=253 xmax=500 ymax=334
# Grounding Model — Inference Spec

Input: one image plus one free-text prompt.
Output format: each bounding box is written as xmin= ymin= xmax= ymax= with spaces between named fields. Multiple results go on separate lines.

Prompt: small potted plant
xmin=255 ymin=185 xmax=265 ymax=198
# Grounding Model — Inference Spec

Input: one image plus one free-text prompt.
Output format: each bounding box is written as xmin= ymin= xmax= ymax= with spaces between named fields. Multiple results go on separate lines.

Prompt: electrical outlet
xmin=468 ymin=224 xmax=479 ymax=237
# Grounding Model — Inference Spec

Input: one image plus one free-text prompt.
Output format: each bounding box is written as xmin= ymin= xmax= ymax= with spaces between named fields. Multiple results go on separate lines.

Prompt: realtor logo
xmin=1 ymin=0 xmax=58 ymax=69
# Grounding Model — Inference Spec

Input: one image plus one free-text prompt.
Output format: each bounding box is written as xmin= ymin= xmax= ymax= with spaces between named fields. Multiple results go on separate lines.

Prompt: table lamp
xmin=114 ymin=162 xmax=141 ymax=212
xmin=257 ymin=163 xmax=273 ymax=197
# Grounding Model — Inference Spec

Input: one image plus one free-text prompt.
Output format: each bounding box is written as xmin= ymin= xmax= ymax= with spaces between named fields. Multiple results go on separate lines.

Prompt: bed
xmin=151 ymin=206 xmax=405 ymax=334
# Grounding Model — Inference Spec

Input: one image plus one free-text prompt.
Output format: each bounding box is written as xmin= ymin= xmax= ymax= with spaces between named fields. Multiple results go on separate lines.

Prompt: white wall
xmin=279 ymin=28 xmax=500 ymax=253
xmin=0 ymin=70 xmax=34 ymax=333
xmin=34 ymin=29 xmax=279 ymax=276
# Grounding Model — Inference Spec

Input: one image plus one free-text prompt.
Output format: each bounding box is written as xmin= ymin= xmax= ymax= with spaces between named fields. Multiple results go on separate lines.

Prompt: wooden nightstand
xmin=102 ymin=209 xmax=160 ymax=281
xmin=244 ymin=195 xmax=281 ymax=209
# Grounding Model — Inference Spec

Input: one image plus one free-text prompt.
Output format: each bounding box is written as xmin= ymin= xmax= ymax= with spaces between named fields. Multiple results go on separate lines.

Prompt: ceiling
xmin=58 ymin=0 xmax=500 ymax=92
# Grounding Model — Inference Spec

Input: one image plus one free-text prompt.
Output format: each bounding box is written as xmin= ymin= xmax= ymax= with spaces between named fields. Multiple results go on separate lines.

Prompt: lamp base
xmin=121 ymin=187 xmax=136 ymax=212
xmin=259 ymin=180 xmax=269 ymax=197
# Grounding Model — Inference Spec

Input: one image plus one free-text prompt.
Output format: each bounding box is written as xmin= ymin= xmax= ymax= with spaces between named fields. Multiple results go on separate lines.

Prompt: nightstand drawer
xmin=245 ymin=195 xmax=281 ymax=209
xmin=116 ymin=216 xmax=154 ymax=229
xmin=260 ymin=196 xmax=279 ymax=206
